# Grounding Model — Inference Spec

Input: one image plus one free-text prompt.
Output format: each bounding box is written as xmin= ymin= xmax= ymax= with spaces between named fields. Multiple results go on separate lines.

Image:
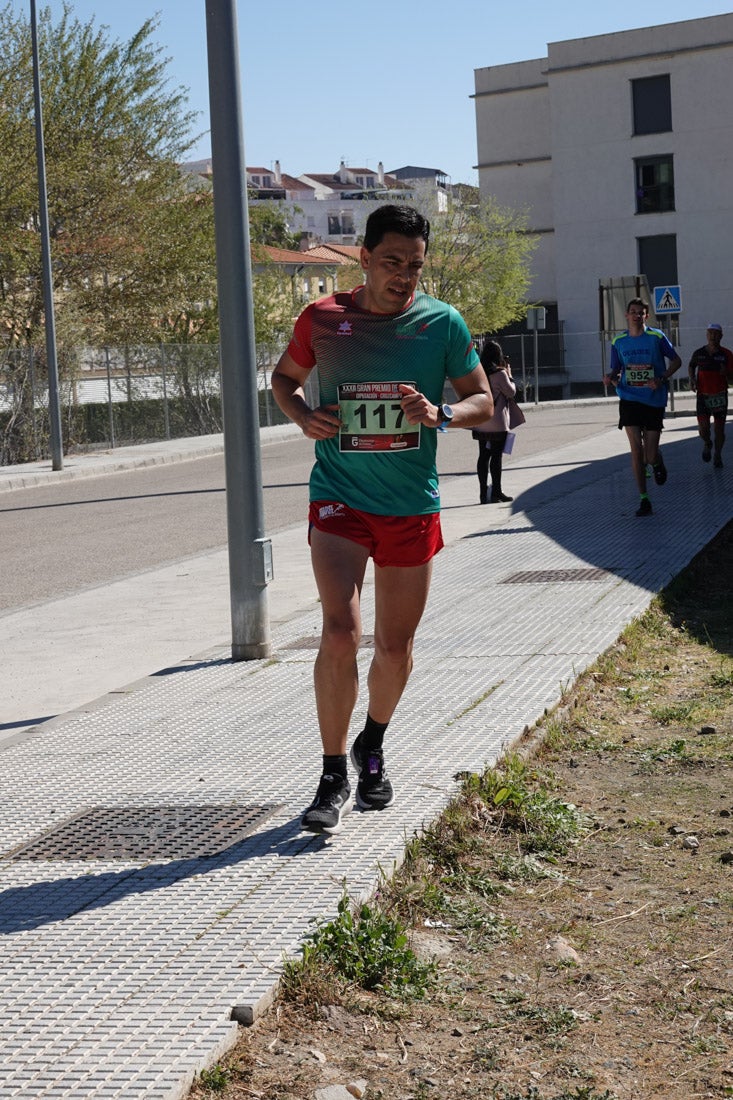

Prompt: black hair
xmin=626 ymin=297 xmax=649 ymax=313
xmin=363 ymin=204 xmax=430 ymax=253
xmin=480 ymin=338 xmax=503 ymax=371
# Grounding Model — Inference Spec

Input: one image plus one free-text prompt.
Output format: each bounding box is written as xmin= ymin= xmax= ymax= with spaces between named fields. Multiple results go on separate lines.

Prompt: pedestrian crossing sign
xmin=653 ymin=285 xmax=681 ymax=313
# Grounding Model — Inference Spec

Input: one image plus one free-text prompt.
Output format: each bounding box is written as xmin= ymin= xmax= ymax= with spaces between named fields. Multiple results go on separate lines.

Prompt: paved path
xmin=1 ymin=402 xmax=731 ymax=1099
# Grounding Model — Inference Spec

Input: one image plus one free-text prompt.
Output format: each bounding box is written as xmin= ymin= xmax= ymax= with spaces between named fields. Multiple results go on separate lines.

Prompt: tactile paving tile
xmin=3 ymin=804 xmax=283 ymax=862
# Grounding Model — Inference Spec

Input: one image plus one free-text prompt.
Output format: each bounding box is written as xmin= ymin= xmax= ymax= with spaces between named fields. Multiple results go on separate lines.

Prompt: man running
xmin=688 ymin=323 xmax=733 ymax=468
xmin=604 ymin=297 xmax=681 ymax=516
xmin=272 ymin=204 xmax=492 ymax=834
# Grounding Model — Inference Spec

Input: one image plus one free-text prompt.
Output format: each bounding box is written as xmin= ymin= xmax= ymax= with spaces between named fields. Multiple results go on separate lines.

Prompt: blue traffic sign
xmin=653 ymin=285 xmax=682 ymax=313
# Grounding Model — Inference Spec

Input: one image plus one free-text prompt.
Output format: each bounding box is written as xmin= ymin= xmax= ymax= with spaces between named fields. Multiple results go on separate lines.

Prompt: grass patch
xmin=281 ymin=890 xmax=435 ymax=1003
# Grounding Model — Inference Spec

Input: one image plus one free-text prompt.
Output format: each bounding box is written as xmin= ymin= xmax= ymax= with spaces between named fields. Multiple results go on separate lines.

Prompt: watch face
xmin=441 ymin=404 xmax=454 ymax=420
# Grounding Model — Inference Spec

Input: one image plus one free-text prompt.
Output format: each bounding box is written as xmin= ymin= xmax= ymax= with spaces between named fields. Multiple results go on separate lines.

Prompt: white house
xmin=245 ymin=161 xmax=450 ymax=247
xmin=474 ymin=14 xmax=733 ymax=390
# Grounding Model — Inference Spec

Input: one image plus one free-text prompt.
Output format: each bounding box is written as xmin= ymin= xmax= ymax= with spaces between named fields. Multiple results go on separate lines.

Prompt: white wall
xmin=475 ymin=14 xmax=733 ymax=385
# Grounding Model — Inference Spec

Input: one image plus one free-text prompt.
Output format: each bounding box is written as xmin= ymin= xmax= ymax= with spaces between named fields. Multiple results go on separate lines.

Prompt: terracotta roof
xmin=261 ymin=246 xmax=356 ymax=265
xmin=300 ymin=173 xmax=342 ymax=187
xmin=304 ymin=245 xmax=361 ymax=263
xmin=278 ymin=175 xmax=314 ymax=192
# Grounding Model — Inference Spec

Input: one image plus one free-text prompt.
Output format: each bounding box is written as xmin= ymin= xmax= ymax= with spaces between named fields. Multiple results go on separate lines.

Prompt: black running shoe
xmin=301 ymin=773 xmax=353 ymax=834
xmin=652 ymin=455 xmax=667 ymax=485
xmin=714 ymin=453 xmax=723 ymax=468
xmin=636 ymin=497 xmax=653 ymax=517
xmin=350 ymin=734 xmax=394 ymax=811
xmin=702 ymin=442 xmax=712 ymax=463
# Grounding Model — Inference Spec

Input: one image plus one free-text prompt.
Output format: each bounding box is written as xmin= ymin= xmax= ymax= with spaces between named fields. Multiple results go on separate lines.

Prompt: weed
xmin=687 ymin=1034 xmax=728 ymax=1054
xmin=649 ymin=701 xmax=695 ymax=724
xmin=512 ymin=1002 xmax=579 ymax=1038
xmin=493 ymin=852 xmax=560 ymax=882
xmin=196 ymin=1064 xmax=230 ymax=1092
xmin=469 ymin=755 xmax=586 ymax=855
xmin=472 ymin=1042 xmax=500 ymax=1070
xmin=283 ymin=891 xmax=435 ymax=1001
xmin=642 ymin=738 xmax=688 ymax=762
xmin=710 ymin=665 xmax=733 ymax=689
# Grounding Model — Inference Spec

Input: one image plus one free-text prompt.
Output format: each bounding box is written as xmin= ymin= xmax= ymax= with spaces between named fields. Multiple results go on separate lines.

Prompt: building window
xmin=327 ymin=212 xmax=356 ymax=235
xmin=637 ymin=234 xmax=678 ymax=294
xmin=635 ymin=156 xmax=674 ymax=213
xmin=632 ymin=74 xmax=671 ymax=134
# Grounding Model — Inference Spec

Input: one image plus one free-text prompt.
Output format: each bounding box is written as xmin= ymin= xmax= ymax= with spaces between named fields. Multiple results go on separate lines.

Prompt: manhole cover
xmin=502 ymin=567 xmax=610 ymax=584
xmin=3 ymin=803 xmax=283 ymax=862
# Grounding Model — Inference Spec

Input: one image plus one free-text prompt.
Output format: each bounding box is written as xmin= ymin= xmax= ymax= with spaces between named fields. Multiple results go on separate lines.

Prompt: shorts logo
xmin=318 ymin=503 xmax=346 ymax=520
xmin=337 ymin=322 xmax=353 ymax=336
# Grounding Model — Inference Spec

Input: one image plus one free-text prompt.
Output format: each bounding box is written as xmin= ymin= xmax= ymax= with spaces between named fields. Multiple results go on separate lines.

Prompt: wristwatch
xmin=436 ymin=403 xmax=454 ymax=432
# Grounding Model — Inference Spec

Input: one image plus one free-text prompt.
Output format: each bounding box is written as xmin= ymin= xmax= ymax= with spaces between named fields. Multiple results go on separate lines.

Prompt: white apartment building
xmin=474 ymin=14 xmax=733 ymax=390
xmin=246 ymin=161 xmax=449 ymax=247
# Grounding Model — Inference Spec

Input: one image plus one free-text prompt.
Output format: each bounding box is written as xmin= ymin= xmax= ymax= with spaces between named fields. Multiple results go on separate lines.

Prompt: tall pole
xmin=30 ymin=0 xmax=63 ymax=471
xmin=205 ymin=0 xmax=272 ymax=660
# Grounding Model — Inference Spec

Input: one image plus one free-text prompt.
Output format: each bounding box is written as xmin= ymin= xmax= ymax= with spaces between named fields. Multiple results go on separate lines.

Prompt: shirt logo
xmin=318 ymin=503 xmax=346 ymax=520
xmin=337 ymin=322 xmax=353 ymax=336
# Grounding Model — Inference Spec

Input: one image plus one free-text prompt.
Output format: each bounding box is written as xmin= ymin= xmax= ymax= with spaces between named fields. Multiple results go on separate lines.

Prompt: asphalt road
xmin=0 ymin=401 xmax=620 ymax=615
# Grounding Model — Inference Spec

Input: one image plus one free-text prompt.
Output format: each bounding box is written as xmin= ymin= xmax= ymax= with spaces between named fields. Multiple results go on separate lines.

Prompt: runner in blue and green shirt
xmin=604 ymin=297 xmax=681 ymax=517
xmin=272 ymin=204 xmax=492 ymax=834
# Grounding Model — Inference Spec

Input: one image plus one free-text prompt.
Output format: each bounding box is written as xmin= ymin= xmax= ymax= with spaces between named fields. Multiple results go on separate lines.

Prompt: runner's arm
xmin=398 ymin=366 xmax=493 ymax=430
xmin=271 ymin=351 xmax=340 ymax=440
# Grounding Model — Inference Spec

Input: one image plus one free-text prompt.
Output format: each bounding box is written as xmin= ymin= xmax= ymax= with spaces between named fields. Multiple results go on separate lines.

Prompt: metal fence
xmin=3 ymin=325 xmax=699 ymax=464
xmin=0 ymin=343 xmax=323 ymax=463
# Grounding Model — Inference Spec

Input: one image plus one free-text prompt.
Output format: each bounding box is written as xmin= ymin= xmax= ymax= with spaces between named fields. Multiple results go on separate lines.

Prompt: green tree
xmin=413 ymin=189 xmax=537 ymax=334
xmin=0 ymin=2 xmax=222 ymax=461
xmin=248 ymin=203 xmax=302 ymax=250
xmin=0 ymin=1 xmax=207 ymax=350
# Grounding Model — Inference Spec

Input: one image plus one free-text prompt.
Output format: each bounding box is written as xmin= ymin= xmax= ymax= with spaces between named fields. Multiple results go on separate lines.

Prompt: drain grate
xmin=285 ymin=634 xmax=374 ymax=649
xmin=503 ymin=567 xmax=610 ymax=584
xmin=3 ymin=803 xmax=284 ymax=862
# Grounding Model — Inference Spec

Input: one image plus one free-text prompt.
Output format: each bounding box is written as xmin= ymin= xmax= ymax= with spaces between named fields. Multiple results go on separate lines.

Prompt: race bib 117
xmin=338 ymin=381 xmax=421 ymax=452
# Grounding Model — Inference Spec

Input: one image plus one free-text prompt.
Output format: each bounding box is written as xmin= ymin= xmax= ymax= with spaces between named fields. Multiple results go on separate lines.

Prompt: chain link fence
xmin=3 ymin=325 xmax=700 ymax=465
xmin=0 ymin=342 xmax=323 ymax=465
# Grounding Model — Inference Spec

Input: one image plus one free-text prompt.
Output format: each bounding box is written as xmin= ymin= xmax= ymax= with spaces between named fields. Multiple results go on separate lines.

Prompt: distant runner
xmin=604 ymin=297 xmax=681 ymax=516
xmin=688 ymin=323 xmax=733 ymax=469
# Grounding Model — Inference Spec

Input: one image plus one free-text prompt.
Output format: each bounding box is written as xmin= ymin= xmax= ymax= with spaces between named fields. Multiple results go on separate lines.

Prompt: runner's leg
xmin=367 ymin=560 xmax=433 ymax=724
xmin=713 ymin=413 xmax=725 ymax=457
xmin=624 ymin=425 xmax=647 ymax=494
xmin=643 ymin=428 xmax=661 ymax=469
xmin=310 ymin=528 xmax=370 ymax=755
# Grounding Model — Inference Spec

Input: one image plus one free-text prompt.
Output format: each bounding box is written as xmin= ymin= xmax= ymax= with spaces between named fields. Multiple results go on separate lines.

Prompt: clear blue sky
xmin=35 ymin=1 xmax=733 ymax=184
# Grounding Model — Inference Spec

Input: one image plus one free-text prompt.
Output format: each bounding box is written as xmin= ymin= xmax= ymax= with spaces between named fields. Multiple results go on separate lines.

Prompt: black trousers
xmin=476 ymin=432 xmax=507 ymax=498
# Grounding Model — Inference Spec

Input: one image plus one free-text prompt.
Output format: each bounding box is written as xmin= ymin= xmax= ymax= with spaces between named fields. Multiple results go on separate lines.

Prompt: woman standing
xmin=472 ymin=339 xmax=517 ymax=504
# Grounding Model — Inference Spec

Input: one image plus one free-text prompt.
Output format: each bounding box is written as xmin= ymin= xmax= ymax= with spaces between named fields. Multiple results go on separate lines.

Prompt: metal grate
xmin=502 ymin=567 xmax=610 ymax=584
xmin=3 ymin=804 xmax=283 ymax=862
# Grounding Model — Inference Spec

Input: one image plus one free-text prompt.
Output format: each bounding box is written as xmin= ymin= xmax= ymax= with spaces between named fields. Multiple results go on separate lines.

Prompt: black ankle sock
xmin=322 ymin=754 xmax=348 ymax=781
xmin=358 ymin=715 xmax=389 ymax=751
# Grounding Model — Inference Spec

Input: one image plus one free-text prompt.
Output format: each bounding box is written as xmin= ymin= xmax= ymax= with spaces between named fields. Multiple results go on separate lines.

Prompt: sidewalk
xmin=1 ymin=404 xmax=731 ymax=1099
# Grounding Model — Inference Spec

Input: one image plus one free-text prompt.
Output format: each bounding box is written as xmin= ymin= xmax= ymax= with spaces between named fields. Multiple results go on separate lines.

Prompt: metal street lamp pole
xmin=30 ymin=0 xmax=63 ymax=471
xmin=205 ymin=0 xmax=272 ymax=659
